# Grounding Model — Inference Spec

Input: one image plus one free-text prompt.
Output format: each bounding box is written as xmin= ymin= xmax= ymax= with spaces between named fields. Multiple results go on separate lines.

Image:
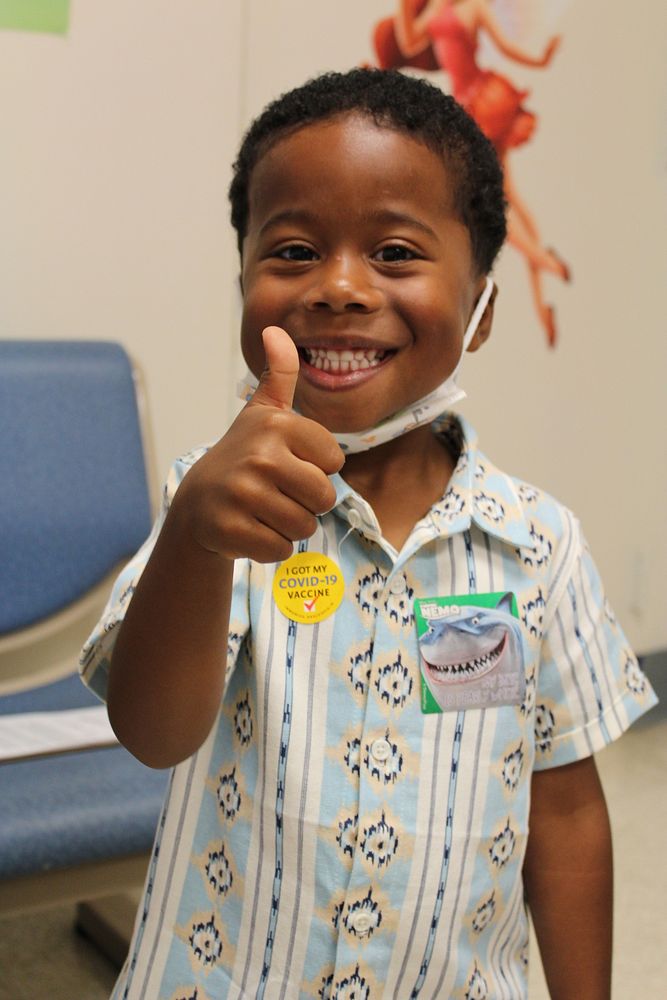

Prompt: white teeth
xmin=303 ymin=347 xmax=387 ymax=373
xmin=427 ymin=636 xmax=505 ymax=680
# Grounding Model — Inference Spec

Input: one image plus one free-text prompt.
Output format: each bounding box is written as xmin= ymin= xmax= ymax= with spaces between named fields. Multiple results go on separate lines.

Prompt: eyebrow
xmin=258 ymin=208 xmax=439 ymax=240
xmin=258 ymin=210 xmax=315 ymax=237
xmin=366 ymin=210 xmax=439 ymax=240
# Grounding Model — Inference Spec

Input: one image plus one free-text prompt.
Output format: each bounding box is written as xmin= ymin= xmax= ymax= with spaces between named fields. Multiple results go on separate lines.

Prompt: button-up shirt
xmin=81 ymin=416 xmax=656 ymax=1000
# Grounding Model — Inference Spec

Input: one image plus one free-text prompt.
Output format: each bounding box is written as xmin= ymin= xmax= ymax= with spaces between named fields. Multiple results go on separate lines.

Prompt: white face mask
xmin=237 ymin=277 xmax=494 ymax=455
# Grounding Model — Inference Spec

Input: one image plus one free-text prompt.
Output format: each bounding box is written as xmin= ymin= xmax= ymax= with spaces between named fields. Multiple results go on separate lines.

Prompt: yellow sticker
xmin=272 ymin=551 xmax=345 ymax=624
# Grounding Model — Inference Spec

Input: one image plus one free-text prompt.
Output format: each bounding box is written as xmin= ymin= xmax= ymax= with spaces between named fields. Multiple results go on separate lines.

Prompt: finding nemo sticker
xmin=273 ymin=551 xmax=344 ymax=624
xmin=415 ymin=592 xmax=526 ymax=713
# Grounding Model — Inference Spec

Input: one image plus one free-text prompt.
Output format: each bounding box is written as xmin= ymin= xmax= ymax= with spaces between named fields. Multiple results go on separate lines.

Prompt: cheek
xmin=402 ymin=294 xmax=464 ymax=358
xmin=241 ymin=277 xmax=298 ymax=325
xmin=239 ymin=283 xmax=287 ymax=373
xmin=396 ymin=303 xmax=466 ymax=393
xmin=240 ymin=320 xmax=272 ymax=379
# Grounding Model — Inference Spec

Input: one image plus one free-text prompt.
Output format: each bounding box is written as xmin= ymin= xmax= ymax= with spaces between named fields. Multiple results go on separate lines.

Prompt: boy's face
xmin=240 ymin=113 xmax=489 ymax=433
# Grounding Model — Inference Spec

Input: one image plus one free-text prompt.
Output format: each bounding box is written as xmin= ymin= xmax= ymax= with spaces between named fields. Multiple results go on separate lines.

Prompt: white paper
xmin=0 ymin=705 xmax=119 ymax=763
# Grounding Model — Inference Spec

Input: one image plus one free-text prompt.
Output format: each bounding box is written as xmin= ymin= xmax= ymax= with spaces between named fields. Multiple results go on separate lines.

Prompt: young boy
xmin=81 ymin=69 xmax=656 ymax=1000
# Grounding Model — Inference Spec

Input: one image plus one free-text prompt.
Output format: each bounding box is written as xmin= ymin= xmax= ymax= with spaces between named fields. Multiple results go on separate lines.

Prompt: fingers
xmin=273 ymin=456 xmax=339 ymax=515
xmin=189 ymin=455 xmax=333 ymax=564
xmin=283 ymin=413 xmax=345 ymax=476
xmin=220 ymin=496 xmax=320 ymax=564
xmin=249 ymin=326 xmax=300 ymax=411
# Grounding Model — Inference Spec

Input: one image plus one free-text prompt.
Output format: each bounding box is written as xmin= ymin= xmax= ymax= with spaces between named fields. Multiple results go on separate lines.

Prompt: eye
xmin=275 ymin=244 xmax=318 ymax=262
xmin=373 ymin=244 xmax=419 ymax=263
xmin=471 ymin=616 xmax=480 ymax=626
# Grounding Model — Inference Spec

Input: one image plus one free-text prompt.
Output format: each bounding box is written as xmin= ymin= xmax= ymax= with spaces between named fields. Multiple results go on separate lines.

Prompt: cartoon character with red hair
xmin=372 ymin=0 xmax=569 ymax=346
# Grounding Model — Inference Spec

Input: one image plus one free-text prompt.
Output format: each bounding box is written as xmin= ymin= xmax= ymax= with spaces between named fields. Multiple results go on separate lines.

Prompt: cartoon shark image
xmin=419 ymin=593 xmax=525 ymax=711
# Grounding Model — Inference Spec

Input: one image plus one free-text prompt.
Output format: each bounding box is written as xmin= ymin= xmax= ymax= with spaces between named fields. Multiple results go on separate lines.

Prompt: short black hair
xmin=228 ymin=68 xmax=507 ymax=275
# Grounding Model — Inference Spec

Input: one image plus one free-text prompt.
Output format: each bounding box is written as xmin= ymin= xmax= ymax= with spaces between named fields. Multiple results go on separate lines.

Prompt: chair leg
xmin=75 ymin=894 xmax=138 ymax=969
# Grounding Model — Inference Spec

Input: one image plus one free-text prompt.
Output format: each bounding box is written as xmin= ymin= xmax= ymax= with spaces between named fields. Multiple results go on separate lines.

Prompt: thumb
xmin=249 ymin=326 xmax=300 ymax=411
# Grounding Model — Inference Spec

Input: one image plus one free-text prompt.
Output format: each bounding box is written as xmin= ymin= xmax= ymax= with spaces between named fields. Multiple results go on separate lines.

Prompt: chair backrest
xmin=0 ymin=341 xmax=153 ymax=676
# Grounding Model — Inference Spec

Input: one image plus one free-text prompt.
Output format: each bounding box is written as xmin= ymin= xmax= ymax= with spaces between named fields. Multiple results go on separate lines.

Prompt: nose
xmin=303 ymin=254 xmax=383 ymax=313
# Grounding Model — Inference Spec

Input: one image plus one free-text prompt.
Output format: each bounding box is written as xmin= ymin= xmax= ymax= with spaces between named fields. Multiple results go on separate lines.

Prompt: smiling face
xmin=240 ymin=113 xmax=490 ymax=433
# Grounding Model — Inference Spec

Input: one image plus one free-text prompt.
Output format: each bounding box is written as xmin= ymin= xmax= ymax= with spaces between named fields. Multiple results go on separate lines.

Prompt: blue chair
xmin=0 ymin=340 xmax=168 ymax=964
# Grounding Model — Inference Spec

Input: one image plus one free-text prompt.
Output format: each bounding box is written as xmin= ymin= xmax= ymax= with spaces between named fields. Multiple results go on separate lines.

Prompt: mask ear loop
xmin=337 ymin=508 xmax=362 ymax=557
xmin=455 ymin=277 xmax=495 ymax=371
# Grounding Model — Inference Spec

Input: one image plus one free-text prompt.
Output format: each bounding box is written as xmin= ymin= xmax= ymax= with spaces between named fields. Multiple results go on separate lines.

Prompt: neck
xmin=341 ymin=425 xmax=457 ymax=550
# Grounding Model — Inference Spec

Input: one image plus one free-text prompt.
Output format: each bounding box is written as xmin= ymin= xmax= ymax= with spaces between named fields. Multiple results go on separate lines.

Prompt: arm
xmin=523 ymin=756 xmax=613 ymax=1000
xmin=107 ymin=326 xmax=343 ymax=769
xmin=395 ymin=0 xmax=442 ymax=57
xmin=475 ymin=0 xmax=560 ymax=68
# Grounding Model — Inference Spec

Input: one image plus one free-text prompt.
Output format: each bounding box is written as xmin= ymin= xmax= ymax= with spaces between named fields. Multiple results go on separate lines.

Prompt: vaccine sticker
xmin=273 ymin=552 xmax=345 ymax=624
xmin=415 ymin=592 xmax=526 ymax=713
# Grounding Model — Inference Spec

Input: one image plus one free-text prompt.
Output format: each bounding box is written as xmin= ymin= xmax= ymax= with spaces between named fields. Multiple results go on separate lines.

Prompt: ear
xmin=466 ymin=278 xmax=498 ymax=353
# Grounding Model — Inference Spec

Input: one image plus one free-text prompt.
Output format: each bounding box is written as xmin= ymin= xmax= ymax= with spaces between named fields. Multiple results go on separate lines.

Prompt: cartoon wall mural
xmin=370 ymin=0 xmax=570 ymax=346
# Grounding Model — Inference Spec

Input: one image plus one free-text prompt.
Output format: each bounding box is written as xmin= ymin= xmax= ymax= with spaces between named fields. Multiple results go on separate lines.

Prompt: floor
xmin=1 ymin=662 xmax=664 ymax=1000
xmin=0 ymin=902 xmax=118 ymax=1000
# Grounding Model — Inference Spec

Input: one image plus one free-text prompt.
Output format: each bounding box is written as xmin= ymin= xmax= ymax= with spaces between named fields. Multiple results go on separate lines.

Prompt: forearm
xmin=492 ymin=39 xmax=545 ymax=68
xmin=396 ymin=0 xmax=434 ymax=56
xmin=107 ymin=506 xmax=234 ymax=769
xmin=106 ymin=327 xmax=342 ymax=769
xmin=523 ymin=759 xmax=613 ymax=1000
xmin=477 ymin=4 xmax=553 ymax=67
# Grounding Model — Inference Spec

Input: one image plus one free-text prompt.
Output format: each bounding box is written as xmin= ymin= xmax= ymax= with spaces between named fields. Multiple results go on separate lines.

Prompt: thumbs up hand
xmin=172 ymin=326 xmax=345 ymax=563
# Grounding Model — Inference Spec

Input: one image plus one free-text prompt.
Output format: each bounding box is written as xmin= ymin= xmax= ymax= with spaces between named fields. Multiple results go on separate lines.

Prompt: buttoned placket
xmin=325 ymin=425 xmax=536 ymax=987
xmin=330 ymin=496 xmax=445 ymax=983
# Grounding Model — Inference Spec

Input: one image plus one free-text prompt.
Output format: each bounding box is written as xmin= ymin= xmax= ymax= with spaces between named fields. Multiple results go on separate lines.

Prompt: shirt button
xmin=347 ymin=508 xmax=362 ymax=530
xmin=389 ymin=575 xmax=407 ymax=595
xmin=350 ymin=911 xmax=372 ymax=935
xmin=370 ymin=738 xmax=391 ymax=762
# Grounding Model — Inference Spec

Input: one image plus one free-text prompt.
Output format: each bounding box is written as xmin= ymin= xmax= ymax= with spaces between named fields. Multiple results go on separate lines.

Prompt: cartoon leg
xmin=502 ymin=161 xmax=569 ymax=347
xmin=504 ymin=162 xmax=570 ymax=281
xmin=508 ymin=208 xmax=558 ymax=347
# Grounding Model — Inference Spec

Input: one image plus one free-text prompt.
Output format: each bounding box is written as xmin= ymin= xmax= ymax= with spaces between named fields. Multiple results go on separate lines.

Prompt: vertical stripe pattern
xmin=79 ymin=416 xmax=657 ymax=998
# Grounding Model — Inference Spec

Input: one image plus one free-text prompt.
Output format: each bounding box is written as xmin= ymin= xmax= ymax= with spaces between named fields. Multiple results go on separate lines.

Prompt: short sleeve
xmin=533 ymin=522 xmax=657 ymax=770
xmin=79 ymin=447 xmax=250 ymax=702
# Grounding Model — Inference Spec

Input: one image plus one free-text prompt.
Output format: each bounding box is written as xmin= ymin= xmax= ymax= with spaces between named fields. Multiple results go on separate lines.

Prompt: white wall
xmin=1 ymin=0 xmax=665 ymax=651
xmin=0 ymin=0 xmax=244 ymax=466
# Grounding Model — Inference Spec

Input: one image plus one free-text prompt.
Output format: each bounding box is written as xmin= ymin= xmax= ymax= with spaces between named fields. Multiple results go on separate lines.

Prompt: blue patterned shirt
xmin=80 ymin=416 xmax=656 ymax=1000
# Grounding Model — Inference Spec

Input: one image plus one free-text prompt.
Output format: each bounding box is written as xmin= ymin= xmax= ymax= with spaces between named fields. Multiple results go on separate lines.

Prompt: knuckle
xmin=324 ymin=442 xmax=345 ymax=473
xmin=313 ymin=477 xmax=336 ymax=513
xmin=299 ymin=512 xmax=319 ymax=538
xmin=270 ymin=537 xmax=294 ymax=563
xmin=261 ymin=408 xmax=290 ymax=436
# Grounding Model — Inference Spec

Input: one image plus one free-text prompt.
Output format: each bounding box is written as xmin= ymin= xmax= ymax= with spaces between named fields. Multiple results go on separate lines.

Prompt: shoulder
xmin=462 ymin=424 xmax=582 ymax=604
xmin=484 ymin=446 xmax=579 ymax=546
xmin=454 ymin=416 xmax=579 ymax=561
xmin=482 ymin=454 xmax=586 ymax=631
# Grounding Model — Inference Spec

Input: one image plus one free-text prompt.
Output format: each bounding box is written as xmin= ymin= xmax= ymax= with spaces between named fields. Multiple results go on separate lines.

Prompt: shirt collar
xmin=330 ymin=414 xmax=536 ymax=552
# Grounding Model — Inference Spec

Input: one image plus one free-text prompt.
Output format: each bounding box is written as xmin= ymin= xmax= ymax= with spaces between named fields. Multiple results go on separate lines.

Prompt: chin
xmin=296 ymin=403 xmax=374 ymax=434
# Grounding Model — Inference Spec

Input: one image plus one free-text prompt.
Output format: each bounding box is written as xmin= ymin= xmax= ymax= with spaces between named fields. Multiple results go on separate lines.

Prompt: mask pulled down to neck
xmin=237 ymin=277 xmax=494 ymax=455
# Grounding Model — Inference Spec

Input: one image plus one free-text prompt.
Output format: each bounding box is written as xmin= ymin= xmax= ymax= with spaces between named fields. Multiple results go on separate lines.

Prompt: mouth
xmin=423 ymin=632 xmax=507 ymax=684
xmin=298 ymin=346 xmax=394 ymax=374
